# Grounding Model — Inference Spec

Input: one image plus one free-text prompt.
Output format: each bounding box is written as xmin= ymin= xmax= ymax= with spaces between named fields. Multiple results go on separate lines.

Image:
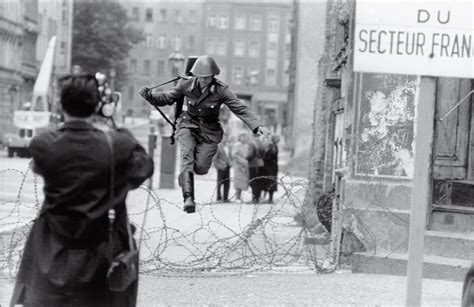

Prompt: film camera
xmin=95 ymin=72 xmax=121 ymax=119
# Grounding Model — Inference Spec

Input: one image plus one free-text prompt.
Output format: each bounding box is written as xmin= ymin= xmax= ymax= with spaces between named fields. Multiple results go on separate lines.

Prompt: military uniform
xmin=141 ymin=54 xmax=266 ymax=213
xmin=146 ymin=77 xmax=261 ymax=174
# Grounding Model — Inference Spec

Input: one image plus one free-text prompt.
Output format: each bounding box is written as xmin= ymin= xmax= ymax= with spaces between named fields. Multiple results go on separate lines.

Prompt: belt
xmin=187 ymin=114 xmax=220 ymax=124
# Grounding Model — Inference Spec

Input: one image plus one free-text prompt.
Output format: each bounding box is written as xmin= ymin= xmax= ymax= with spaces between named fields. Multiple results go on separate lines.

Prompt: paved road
xmin=0 ymin=271 xmax=462 ymax=306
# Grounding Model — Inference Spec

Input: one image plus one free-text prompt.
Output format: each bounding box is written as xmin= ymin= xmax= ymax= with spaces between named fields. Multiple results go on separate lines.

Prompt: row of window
xmin=206 ymin=39 xmax=279 ymax=58
xmin=127 ymin=59 xmax=285 ymax=88
xmin=130 ymin=7 xmax=197 ymax=24
xmin=143 ymin=34 xmax=195 ymax=51
xmin=208 ymin=14 xmax=280 ymax=32
xmin=129 ymin=59 xmax=167 ymax=76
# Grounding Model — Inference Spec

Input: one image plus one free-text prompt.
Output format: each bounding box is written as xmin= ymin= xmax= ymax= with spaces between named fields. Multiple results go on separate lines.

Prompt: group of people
xmin=213 ymin=132 xmax=280 ymax=204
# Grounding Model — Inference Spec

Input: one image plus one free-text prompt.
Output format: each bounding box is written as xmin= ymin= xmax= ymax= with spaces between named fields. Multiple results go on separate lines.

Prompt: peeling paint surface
xmin=355 ymin=73 xmax=417 ymax=178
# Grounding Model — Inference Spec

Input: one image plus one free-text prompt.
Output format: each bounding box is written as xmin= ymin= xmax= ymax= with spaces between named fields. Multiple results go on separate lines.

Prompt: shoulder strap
xmin=105 ymin=132 xmax=114 ymax=199
xmin=105 ymin=132 xmax=135 ymax=252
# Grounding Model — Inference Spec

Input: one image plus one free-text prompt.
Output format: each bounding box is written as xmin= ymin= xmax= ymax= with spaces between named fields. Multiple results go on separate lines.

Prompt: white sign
xmin=13 ymin=111 xmax=51 ymax=129
xmin=354 ymin=1 xmax=474 ymax=78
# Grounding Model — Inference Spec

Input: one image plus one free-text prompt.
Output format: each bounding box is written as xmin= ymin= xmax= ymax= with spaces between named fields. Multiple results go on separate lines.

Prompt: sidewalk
xmin=0 ymin=270 xmax=462 ymax=306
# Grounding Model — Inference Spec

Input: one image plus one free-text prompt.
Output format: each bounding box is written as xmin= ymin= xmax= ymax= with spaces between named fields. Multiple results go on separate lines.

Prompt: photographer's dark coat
xmin=147 ymin=77 xmax=261 ymax=174
xmin=11 ymin=121 xmax=154 ymax=307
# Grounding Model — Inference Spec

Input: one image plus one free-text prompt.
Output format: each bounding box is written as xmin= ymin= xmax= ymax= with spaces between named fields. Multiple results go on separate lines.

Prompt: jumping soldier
xmin=139 ymin=55 xmax=269 ymax=213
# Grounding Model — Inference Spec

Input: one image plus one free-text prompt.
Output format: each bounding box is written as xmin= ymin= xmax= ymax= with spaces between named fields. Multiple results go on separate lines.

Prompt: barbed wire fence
xmin=0 ymin=164 xmax=346 ymax=281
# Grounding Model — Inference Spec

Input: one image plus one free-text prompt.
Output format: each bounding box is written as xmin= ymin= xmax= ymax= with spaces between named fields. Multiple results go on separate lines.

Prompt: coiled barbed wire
xmin=0 ymin=165 xmax=337 ymax=280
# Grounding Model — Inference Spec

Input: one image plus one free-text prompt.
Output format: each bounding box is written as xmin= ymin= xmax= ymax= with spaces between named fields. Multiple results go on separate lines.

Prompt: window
xmin=217 ymin=40 xmax=227 ymax=55
xmin=145 ymin=33 xmax=153 ymax=47
xmin=189 ymin=9 xmax=197 ymax=23
xmin=234 ymin=16 xmax=246 ymax=30
xmin=61 ymin=7 xmax=67 ymax=23
xmin=131 ymin=7 xmax=139 ymax=21
xmin=268 ymin=15 xmax=280 ymax=32
xmin=206 ymin=39 xmax=217 ymax=54
xmin=249 ymin=40 xmax=260 ymax=57
xmin=208 ymin=14 xmax=217 ymax=27
xmin=267 ymin=41 xmax=278 ymax=58
xmin=218 ymin=16 xmax=229 ymax=29
xmin=249 ymin=15 xmax=262 ymax=31
xmin=176 ymin=9 xmax=183 ymax=23
xmin=130 ymin=58 xmax=137 ymax=73
xmin=60 ymin=41 xmax=66 ymax=55
xmin=172 ymin=35 xmax=182 ymax=51
xmin=282 ymin=59 xmax=290 ymax=86
xmin=159 ymin=8 xmax=167 ymax=22
xmin=157 ymin=60 xmax=165 ymax=75
xmin=233 ymin=40 xmax=245 ymax=57
xmin=146 ymin=8 xmax=153 ymax=22
xmin=187 ymin=35 xmax=195 ymax=50
xmin=144 ymin=60 xmax=151 ymax=76
xmin=248 ymin=67 xmax=259 ymax=85
xmin=265 ymin=68 xmax=276 ymax=86
xmin=232 ymin=66 xmax=243 ymax=85
xmin=158 ymin=34 xmax=167 ymax=49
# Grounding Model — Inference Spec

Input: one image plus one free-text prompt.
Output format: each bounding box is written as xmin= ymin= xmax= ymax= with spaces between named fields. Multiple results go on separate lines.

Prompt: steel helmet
xmin=190 ymin=55 xmax=220 ymax=77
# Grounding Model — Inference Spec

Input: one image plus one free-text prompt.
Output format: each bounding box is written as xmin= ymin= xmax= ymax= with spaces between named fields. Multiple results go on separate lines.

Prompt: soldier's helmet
xmin=190 ymin=55 xmax=220 ymax=77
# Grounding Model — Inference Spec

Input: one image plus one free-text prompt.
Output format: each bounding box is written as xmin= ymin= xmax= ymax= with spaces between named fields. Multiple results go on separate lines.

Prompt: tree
xmin=72 ymin=1 xmax=143 ymax=89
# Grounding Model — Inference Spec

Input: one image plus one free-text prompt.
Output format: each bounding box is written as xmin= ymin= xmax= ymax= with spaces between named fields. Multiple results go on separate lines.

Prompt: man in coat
xmin=11 ymin=73 xmax=154 ymax=306
xmin=139 ymin=55 xmax=268 ymax=213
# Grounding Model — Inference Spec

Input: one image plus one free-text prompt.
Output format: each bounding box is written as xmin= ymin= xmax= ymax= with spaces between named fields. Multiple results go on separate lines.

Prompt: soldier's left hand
xmin=255 ymin=126 xmax=271 ymax=136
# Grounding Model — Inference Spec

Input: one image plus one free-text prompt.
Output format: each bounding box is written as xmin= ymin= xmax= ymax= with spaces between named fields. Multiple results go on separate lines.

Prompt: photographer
xmin=11 ymin=73 xmax=154 ymax=306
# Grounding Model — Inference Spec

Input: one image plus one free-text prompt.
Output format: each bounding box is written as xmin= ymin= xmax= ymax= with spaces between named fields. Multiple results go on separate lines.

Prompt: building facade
xmin=202 ymin=0 xmax=292 ymax=140
xmin=121 ymin=0 xmax=292 ymax=139
xmin=0 ymin=0 xmax=73 ymax=138
xmin=0 ymin=1 xmax=27 ymax=135
xmin=119 ymin=1 xmax=205 ymax=118
xmin=305 ymin=0 xmax=474 ymax=281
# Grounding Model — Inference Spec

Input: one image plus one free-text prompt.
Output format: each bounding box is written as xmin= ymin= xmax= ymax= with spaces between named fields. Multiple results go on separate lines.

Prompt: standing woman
xmin=262 ymin=134 xmax=280 ymax=203
xmin=231 ymin=133 xmax=250 ymax=203
xmin=11 ymin=73 xmax=154 ymax=307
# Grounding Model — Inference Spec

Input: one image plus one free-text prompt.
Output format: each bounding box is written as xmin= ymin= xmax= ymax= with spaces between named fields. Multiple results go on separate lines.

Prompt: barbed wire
xmin=0 ymin=165 xmax=340 ymax=281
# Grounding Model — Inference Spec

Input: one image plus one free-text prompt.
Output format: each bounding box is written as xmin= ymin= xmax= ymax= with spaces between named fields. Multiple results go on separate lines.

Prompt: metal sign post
xmin=405 ymin=76 xmax=436 ymax=306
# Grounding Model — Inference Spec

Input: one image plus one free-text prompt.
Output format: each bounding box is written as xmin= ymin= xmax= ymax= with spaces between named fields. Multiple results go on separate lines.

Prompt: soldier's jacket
xmin=148 ymin=77 xmax=261 ymax=143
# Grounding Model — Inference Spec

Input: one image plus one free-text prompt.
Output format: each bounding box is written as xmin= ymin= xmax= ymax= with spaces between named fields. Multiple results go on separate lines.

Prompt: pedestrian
xmin=212 ymin=136 xmax=232 ymax=202
xmin=247 ymin=133 xmax=265 ymax=203
xmin=262 ymin=134 xmax=280 ymax=203
xmin=139 ymin=55 xmax=269 ymax=213
xmin=11 ymin=73 xmax=154 ymax=307
xmin=231 ymin=133 xmax=250 ymax=203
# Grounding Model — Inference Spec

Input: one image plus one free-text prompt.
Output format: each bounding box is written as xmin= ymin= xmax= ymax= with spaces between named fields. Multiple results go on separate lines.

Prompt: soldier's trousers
xmin=177 ymin=128 xmax=219 ymax=175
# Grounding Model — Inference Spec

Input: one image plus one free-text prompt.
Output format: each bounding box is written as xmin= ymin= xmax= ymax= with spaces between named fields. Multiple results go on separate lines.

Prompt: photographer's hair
xmin=58 ymin=73 xmax=99 ymax=118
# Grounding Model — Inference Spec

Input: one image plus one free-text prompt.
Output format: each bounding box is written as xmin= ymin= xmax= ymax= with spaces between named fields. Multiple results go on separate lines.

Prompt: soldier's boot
xmin=179 ymin=171 xmax=196 ymax=214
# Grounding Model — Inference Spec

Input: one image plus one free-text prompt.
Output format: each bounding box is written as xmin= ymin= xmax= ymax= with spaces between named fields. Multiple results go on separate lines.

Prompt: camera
xmin=95 ymin=72 xmax=121 ymax=119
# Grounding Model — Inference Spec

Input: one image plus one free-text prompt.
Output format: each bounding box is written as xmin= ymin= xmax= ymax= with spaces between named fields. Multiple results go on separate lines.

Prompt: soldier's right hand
xmin=138 ymin=86 xmax=151 ymax=100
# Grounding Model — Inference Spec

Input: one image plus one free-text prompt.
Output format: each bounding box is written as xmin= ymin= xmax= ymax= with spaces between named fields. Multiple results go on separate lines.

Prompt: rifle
xmin=146 ymin=76 xmax=183 ymax=145
xmin=146 ymin=56 xmax=198 ymax=145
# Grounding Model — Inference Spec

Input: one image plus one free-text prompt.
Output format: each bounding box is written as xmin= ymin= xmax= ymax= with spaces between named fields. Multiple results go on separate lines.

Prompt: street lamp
xmin=156 ymin=50 xmax=185 ymax=189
